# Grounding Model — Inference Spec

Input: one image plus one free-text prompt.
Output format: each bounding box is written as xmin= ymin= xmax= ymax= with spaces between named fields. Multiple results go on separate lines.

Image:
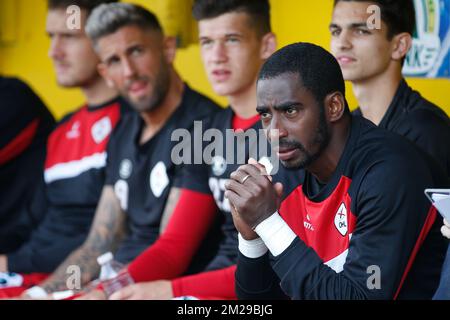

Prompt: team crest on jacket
xmin=91 ymin=116 xmax=112 ymax=144
xmin=150 ymin=161 xmax=169 ymax=198
xmin=212 ymin=156 xmax=227 ymax=176
xmin=334 ymin=202 xmax=348 ymax=236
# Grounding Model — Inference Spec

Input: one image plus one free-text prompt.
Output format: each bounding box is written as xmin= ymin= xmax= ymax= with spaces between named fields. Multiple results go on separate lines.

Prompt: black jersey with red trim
xmin=236 ymin=116 xmax=449 ymax=300
xmin=105 ymin=85 xmax=220 ymax=264
xmin=181 ymin=107 xmax=290 ymax=271
xmin=7 ymin=97 xmax=129 ymax=273
xmin=353 ymin=79 xmax=450 ymax=177
xmin=0 ymin=77 xmax=55 ymax=253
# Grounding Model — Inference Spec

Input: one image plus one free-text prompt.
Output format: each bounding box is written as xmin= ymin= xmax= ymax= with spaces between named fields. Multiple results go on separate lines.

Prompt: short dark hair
xmin=85 ymin=3 xmax=163 ymax=48
xmin=48 ymin=0 xmax=118 ymax=16
xmin=192 ymin=0 xmax=271 ymax=36
xmin=259 ymin=42 xmax=350 ymax=114
xmin=333 ymin=0 xmax=416 ymax=39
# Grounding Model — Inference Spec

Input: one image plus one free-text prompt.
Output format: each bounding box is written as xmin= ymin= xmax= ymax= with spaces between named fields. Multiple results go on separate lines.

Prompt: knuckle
xmin=261 ymin=176 xmax=271 ymax=187
xmin=252 ymin=185 xmax=263 ymax=195
xmin=237 ymin=165 xmax=247 ymax=173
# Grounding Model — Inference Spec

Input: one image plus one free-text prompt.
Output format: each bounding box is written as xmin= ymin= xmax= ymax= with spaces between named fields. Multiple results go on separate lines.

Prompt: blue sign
xmin=403 ymin=0 xmax=450 ymax=78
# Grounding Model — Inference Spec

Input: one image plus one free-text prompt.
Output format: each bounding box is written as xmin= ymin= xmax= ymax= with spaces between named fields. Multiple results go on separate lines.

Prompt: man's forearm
xmin=37 ymin=186 xmax=126 ymax=294
xmin=39 ymin=246 xmax=102 ymax=293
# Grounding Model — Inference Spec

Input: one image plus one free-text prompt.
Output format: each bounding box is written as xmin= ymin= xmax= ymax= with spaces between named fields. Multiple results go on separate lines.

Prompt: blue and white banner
xmin=403 ymin=0 xmax=450 ymax=78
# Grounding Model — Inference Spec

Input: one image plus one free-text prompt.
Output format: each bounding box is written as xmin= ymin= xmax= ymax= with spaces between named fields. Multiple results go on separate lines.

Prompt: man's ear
xmin=260 ymin=32 xmax=277 ymax=60
xmin=325 ymin=92 xmax=346 ymax=122
xmin=97 ymin=63 xmax=115 ymax=88
xmin=163 ymin=36 xmax=177 ymax=64
xmin=391 ymin=32 xmax=412 ymax=61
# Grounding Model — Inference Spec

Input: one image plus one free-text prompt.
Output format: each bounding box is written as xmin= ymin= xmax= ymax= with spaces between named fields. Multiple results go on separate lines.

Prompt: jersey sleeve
xmin=169 ymin=115 xmax=212 ymax=193
xmin=127 ymin=189 xmax=217 ymax=282
xmin=396 ymin=109 xmax=450 ymax=176
xmin=178 ymin=162 xmax=212 ymax=195
xmin=235 ymin=252 xmax=287 ymax=300
xmin=104 ymin=124 xmax=120 ymax=186
xmin=0 ymin=78 xmax=55 ymax=165
xmin=0 ymin=78 xmax=42 ymax=148
xmin=171 ymin=265 xmax=237 ymax=300
xmin=175 ymin=106 xmax=216 ymax=195
xmin=240 ymin=156 xmax=438 ymax=299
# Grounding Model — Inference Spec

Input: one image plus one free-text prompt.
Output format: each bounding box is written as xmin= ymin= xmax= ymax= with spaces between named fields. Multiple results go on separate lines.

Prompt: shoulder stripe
xmin=0 ymin=118 xmax=39 ymax=166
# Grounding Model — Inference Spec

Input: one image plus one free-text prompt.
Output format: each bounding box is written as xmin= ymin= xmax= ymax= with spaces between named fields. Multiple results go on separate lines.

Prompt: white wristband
xmin=254 ymin=211 xmax=297 ymax=257
xmin=25 ymin=286 xmax=48 ymax=299
xmin=238 ymin=233 xmax=268 ymax=258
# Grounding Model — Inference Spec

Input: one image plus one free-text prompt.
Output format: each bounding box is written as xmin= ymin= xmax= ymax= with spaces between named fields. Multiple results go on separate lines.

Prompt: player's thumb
xmin=274 ymin=182 xmax=284 ymax=198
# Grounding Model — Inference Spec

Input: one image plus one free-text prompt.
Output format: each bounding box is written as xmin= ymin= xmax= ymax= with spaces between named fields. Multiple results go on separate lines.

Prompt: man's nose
xmin=336 ymin=29 xmax=353 ymax=51
xmin=268 ymin=115 xmax=288 ymax=143
xmin=49 ymin=36 xmax=64 ymax=60
xmin=211 ymin=41 xmax=228 ymax=64
xmin=122 ymin=57 xmax=137 ymax=79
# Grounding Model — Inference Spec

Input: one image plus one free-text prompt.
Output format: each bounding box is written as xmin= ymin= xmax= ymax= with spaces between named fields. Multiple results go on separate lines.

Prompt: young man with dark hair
xmin=80 ymin=0 xmax=278 ymax=300
xmin=0 ymin=77 xmax=55 ymax=253
xmin=227 ymin=42 xmax=449 ymax=299
xmin=329 ymin=0 xmax=450 ymax=176
xmin=20 ymin=2 xmax=220 ymax=299
xmin=0 ymin=0 xmax=129 ymax=298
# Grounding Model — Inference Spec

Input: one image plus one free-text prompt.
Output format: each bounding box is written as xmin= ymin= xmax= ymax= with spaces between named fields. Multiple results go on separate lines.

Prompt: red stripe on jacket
xmin=393 ymin=206 xmax=438 ymax=299
xmin=0 ymin=118 xmax=40 ymax=166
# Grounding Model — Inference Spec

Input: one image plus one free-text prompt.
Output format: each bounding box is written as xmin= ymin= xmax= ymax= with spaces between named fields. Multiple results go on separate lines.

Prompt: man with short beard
xmin=24 ymin=3 xmax=220 ymax=299
xmin=92 ymin=0 xmax=279 ymax=300
xmin=227 ymin=43 xmax=449 ymax=299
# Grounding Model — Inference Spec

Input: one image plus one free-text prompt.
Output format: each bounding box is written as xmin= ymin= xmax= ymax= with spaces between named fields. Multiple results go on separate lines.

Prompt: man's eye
xmin=226 ymin=37 xmax=239 ymax=43
xmin=260 ymin=112 xmax=271 ymax=120
xmin=200 ymin=39 xmax=213 ymax=47
xmin=131 ymin=47 xmax=143 ymax=56
xmin=286 ymin=108 xmax=298 ymax=116
xmin=356 ymin=29 xmax=370 ymax=35
xmin=330 ymin=29 xmax=340 ymax=36
xmin=107 ymin=57 xmax=120 ymax=66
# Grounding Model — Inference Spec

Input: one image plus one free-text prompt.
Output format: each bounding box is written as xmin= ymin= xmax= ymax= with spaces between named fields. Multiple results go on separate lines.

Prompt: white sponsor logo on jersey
xmin=334 ymin=202 xmax=348 ymax=236
xmin=150 ymin=161 xmax=169 ymax=198
xmin=304 ymin=214 xmax=315 ymax=231
xmin=212 ymin=156 xmax=227 ymax=176
xmin=91 ymin=116 xmax=112 ymax=144
xmin=66 ymin=121 xmax=81 ymax=139
xmin=119 ymin=159 xmax=133 ymax=180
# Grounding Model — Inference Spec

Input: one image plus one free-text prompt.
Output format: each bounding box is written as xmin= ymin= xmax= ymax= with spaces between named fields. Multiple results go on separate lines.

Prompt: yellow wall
xmin=1 ymin=0 xmax=449 ymax=119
